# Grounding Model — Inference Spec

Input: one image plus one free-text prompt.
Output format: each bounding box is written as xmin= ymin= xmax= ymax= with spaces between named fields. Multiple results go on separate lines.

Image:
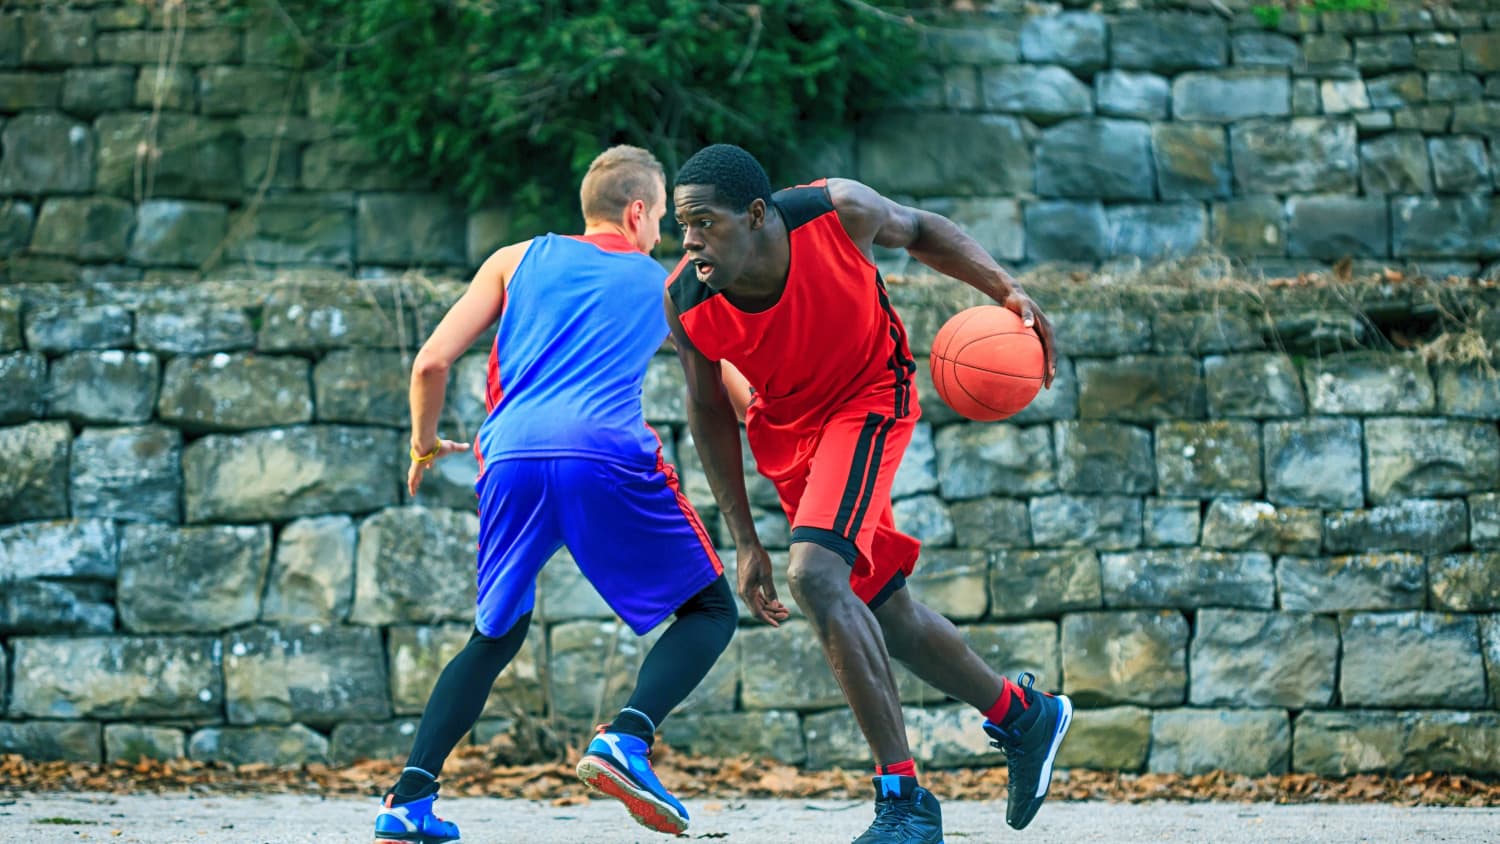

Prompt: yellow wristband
xmin=410 ymin=441 xmax=442 ymax=465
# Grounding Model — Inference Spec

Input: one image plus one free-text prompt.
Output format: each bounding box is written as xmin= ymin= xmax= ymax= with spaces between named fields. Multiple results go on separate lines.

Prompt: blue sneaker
xmin=852 ymin=775 xmax=944 ymax=843
xmin=373 ymin=783 xmax=461 ymax=843
xmin=575 ymin=729 xmax=690 ymax=834
xmin=983 ymin=672 xmax=1073 ymax=831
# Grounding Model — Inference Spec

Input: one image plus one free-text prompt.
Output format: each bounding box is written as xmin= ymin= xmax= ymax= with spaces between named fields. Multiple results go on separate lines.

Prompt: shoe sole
xmin=575 ymin=755 xmax=689 ymax=835
xmin=1009 ymin=694 xmax=1073 ymax=831
xmin=373 ymin=835 xmax=461 ymax=843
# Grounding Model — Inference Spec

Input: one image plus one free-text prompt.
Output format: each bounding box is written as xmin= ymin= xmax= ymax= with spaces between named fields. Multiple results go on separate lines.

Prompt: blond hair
xmin=579 ymin=145 xmax=665 ymax=223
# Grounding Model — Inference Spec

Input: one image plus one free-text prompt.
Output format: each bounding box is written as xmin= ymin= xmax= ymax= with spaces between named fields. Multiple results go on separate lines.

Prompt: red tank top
xmin=670 ymin=181 xmax=918 ymax=464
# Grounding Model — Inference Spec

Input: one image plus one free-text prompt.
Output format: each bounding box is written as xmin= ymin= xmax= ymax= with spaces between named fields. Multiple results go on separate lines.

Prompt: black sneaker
xmin=851 ymin=775 xmax=943 ymax=844
xmin=982 ymin=672 xmax=1073 ymax=831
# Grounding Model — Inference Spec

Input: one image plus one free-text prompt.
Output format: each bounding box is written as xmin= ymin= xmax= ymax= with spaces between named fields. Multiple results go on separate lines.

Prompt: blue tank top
xmin=476 ymin=233 xmax=668 ymax=468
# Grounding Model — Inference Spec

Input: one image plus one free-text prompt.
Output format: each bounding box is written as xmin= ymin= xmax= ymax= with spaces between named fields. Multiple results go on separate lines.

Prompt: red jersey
xmin=669 ymin=181 xmax=918 ymax=475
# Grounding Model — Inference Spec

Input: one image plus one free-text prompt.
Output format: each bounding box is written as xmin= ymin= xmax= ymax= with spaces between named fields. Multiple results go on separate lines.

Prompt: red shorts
xmin=750 ymin=409 xmax=922 ymax=607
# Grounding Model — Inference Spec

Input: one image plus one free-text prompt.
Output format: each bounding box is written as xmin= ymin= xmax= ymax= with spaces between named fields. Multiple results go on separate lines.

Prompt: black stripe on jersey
xmin=773 ymin=184 xmax=835 ymax=231
xmin=845 ymin=415 xmax=896 ymax=541
xmin=874 ymin=273 xmax=916 ymax=419
xmin=832 ymin=413 xmax=882 ymax=537
xmin=668 ymin=265 xmax=720 ymax=315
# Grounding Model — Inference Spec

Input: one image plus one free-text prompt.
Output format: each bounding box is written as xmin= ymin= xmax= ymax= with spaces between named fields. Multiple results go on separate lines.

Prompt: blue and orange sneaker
xmin=982 ymin=672 xmax=1073 ymax=830
xmin=574 ymin=728 xmax=690 ymax=835
xmin=373 ymin=781 xmax=461 ymax=843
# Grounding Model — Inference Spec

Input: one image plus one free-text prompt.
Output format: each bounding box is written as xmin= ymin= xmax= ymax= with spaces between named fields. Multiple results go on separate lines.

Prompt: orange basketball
xmin=929 ymin=305 xmax=1044 ymax=422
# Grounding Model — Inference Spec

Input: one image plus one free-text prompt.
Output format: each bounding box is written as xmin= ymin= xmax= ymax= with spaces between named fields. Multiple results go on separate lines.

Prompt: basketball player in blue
xmin=374 ymin=145 xmax=748 ymax=843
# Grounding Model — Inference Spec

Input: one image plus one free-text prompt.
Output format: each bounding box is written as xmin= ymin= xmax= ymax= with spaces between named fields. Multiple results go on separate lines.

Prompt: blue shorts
xmin=473 ymin=455 xmax=723 ymax=638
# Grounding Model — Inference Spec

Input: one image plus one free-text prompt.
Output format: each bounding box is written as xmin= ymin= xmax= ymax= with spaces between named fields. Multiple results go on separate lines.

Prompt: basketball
xmin=929 ymin=305 xmax=1045 ymax=422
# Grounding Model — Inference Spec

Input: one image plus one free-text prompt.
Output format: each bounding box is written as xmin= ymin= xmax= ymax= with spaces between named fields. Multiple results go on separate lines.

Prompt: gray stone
xmin=1360 ymin=132 xmax=1433 ymax=194
xmin=185 ymin=426 xmax=401 ymax=522
xmin=1268 ymin=310 xmax=1368 ymax=354
xmin=94 ymin=113 xmax=240 ymax=201
xmin=349 ymin=507 xmax=478 ymax=625
xmin=1029 ymin=494 xmax=1141 ymax=550
xmin=1366 ymin=417 xmax=1500 ymax=502
xmin=0 ymin=579 xmax=113 ymax=634
xmin=919 ymin=22 xmax=1019 ymax=64
xmin=136 ymin=308 xmax=255 ymax=354
xmin=0 ymin=519 xmax=116 ymax=582
xmin=1101 ymin=549 xmax=1274 ymax=610
xmin=1105 ymin=204 xmax=1209 ymax=259
xmin=1191 ymin=610 xmax=1338 ymax=707
xmin=0 ymin=722 xmax=100 ymax=763
xmin=1452 ymin=101 xmax=1500 ymax=136
xmin=188 ymin=724 xmax=329 ymax=766
xmin=11 ymin=636 xmax=220 ymax=719
xmin=949 ymin=497 xmax=1030 ymax=549
xmin=1324 ymin=499 xmax=1468 ymax=553
xmin=1394 ymin=104 xmax=1455 ymax=133
xmin=1429 ymin=553 xmax=1500 ymax=612
xmin=0 ymin=201 xmax=34 ymax=254
xmin=1302 ymin=33 xmax=1354 ymax=72
xmin=549 ymin=620 xmax=733 ymax=718
xmin=1231 ymin=118 xmax=1359 ymax=193
xmin=1153 ymin=312 xmax=1265 ymax=355
xmin=1054 ymin=706 xmax=1151 ymax=772
xmin=224 ymin=625 xmax=390 ymax=725
xmin=24 ymin=304 xmax=131 ymax=352
xmin=803 ymin=708 xmax=882 ymax=770
xmin=133 ymin=66 xmax=193 ymax=110
xmin=1354 ymin=110 xmax=1395 ymax=132
xmin=1061 ymin=610 xmax=1188 ymax=706
xmin=1366 ymin=71 xmax=1426 ymax=108
xmin=29 ymin=196 xmax=133 ymax=259
xmin=0 ymin=70 xmax=61 ymax=110
xmin=1341 ymin=612 xmax=1486 ymax=707
xmin=1234 ymin=31 xmax=1301 ymax=67
xmin=226 ymin=195 xmax=353 ymax=265
xmin=1172 ymin=70 xmax=1290 ymax=123
xmin=356 ymin=193 xmax=466 ymax=266
xmin=859 ymin=114 xmax=1031 ymax=197
xmin=1297 ymin=710 xmax=1500 ymax=777
xmin=70 ymin=425 xmax=181 ymax=523
xmin=892 ymin=494 xmax=954 ymax=546
xmin=1392 ymin=196 xmax=1500 ymax=258
xmin=1462 ymin=32 xmax=1500 ymax=73
xmin=314 ymin=350 xmax=406 ymax=426
xmin=0 ymin=112 xmax=92 ymax=193
xmin=906 ymin=548 xmax=987 ymax=621
xmin=988 ymin=548 xmax=1101 ymax=618
xmin=1484 ymin=616 xmax=1500 ymax=707
xmin=49 ymin=351 xmax=158 ymax=425
xmin=1473 ymin=493 xmax=1499 ymax=548
xmin=1355 ymin=34 xmax=1415 ymax=71
xmin=1211 ymin=197 xmax=1286 ymax=258
xmin=105 ymin=724 xmax=185 ymax=762
xmin=739 ymin=621 xmax=841 ymax=710
xmin=1094 ymin=70 xmax=1169 ymax=120
xmin=915 ymin=197 xmax=1024 ymax=263
xmin=197 ymin=65 xmax=298 ymax=115
xmin=1112 ymin=13 xmax=1228 ymax=72
xmin=118 ymin=523 xmax=270 ymax=632
xmin=301 ymin=139 xmax=410 ymax=191
xmin=6 ymin=255 xmax=77 ymax=284
xmin=1321 ymin=79 xmax=1371 ymax=113
xmin=1008 ymin=357 xmax=1079 ymax=424
xmin=1277 ymin=553 xmax=1427 ymax=612
xmin=1200 ymin=500 xmax=1321 ymax=556
xmin=1155 ymin=421 xmax=1262 ymax=498
xmin=158 ymin=354 xmax=313 ymax=432
xmin=1036 ymin=119 xmax=1155 ymax=200
xmin=536 ymin=547 xmax=611 ymax=622
xmin=1427 ymin=72 xmax=1483 ymax=103
xmin=0 ymin=421 xmax=71 ymax=521
xmin=1152 ymin=125 xmax=1231 ymax=200
xmin=1292 ymin=78 xmax=1321 ymax=114
xmin=329 ymin=720 xmax=420 ymax=765
xmin=1429 ymin=136 xmax=1492 ymax=193
xmin=1286 ymin=195 xmax=1390 ymax=259
xmin=262 ymin=515 xmax=355 ymax=623
xmin=1145 ymin=499 xmax=1200 ymax=547
xmin=961 ymin=621 xmax=1061 ymax=695
xmin=1305 ymin=354 xmax=1436 ymax=415
xmin=1376 ymin=6 xmax=1433 ymax=32
xmin=1023 ymin=201 xmax=1109 ymax=262
xmin=1020 ymin=12 xmax=1105 ymax=71
xmin=60 ymin=65 xmax=130 ymax=115
xmin=1149 ymin=709 xmax=1290 ymax=775
xmin=21 ymin=10 xmax=93 ymax=65
xmin=0 ymin=352 xmax=45 ymax=422
xmin=1263 ymin=418 xmax=1364 ymax=509
xmin=388 ymin=623 xmax=543 ymax=716
xmin=892 ymin=422 xmax=938 ymax=499
xmin=1055 ymin=421 xmax=1153 ymax=494
xmin=934 ymin=424 xmax=1054 ymax=499
xmin=128 ymin=200 xmax=228 ymax=266
xmin=1077 ymin=356 xmax=1204 ymax=421
xmin=661 ymin=711 xmax=806 ymax=766
xmin=981 ymin=65 xmax=1092 ymax=124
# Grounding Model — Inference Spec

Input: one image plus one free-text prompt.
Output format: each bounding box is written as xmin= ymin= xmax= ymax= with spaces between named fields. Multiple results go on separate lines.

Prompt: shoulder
xmin=824 ymin=178 xmax=887 ymax=230
xmin=665 ymin=255 xmax=717 ymax=317
xmin=482 ymin=237 xmax=538 ymax=279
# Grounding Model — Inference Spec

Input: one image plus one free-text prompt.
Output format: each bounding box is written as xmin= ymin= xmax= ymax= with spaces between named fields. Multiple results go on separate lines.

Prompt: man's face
xmin=635 ymin=179 xmax=667 ymax=253
xmin=673 ymin=184 xmax=760 ymax=291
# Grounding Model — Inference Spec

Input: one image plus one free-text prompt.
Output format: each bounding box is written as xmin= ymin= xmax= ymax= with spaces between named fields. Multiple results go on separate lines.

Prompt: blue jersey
xmin=475 ymin=233 xmax=667 ymax=469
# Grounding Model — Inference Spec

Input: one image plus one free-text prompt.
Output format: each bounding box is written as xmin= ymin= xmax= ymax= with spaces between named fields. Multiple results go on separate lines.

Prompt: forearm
xmin=905 ymin=211 xmax=1018 ymax=302
xmin=686 ymin=396 xmax=760 ymax=548
xmin=408 ymin=360 xmax=449 ymax=450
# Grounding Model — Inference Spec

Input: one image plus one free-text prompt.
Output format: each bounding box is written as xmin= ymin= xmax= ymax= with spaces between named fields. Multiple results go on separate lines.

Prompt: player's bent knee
xmin=786 ymin=542 xmax=853 ymax=605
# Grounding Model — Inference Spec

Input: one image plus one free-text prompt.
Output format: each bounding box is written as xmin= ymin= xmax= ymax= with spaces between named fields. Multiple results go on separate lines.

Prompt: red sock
xmin=875 ymin=758 xmax=917 ymax=779
xmin=983 ymin=677 xmax=1029 ymax=727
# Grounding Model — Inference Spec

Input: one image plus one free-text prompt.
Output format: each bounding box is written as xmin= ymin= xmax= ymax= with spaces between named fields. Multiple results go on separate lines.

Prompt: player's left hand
xmin=407 ymin=438 xmax=470 ymax=496
xmin=999 ymin=287 xmax=1057 ymax=389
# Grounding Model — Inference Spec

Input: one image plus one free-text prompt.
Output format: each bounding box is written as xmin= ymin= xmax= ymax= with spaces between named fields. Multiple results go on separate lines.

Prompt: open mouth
xmin=693 ymin=259 xmax=716 ymax=282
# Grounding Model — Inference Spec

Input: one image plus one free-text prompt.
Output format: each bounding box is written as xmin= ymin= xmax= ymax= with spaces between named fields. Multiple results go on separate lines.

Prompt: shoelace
xmin=867 ymin=798 xmax=921 ymax=834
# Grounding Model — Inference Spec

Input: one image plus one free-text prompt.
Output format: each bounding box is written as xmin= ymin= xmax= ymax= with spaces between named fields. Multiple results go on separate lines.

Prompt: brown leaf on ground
xmin=2 ymin=750 xmax=1497 ymax=807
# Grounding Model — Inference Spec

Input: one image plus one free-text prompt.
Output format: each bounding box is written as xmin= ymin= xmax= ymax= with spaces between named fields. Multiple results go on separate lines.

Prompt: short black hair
xmin=674 ymin=144 xmax=773 ymax=212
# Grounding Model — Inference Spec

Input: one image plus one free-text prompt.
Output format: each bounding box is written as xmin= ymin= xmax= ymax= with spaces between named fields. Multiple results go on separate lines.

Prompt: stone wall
xmin=1 ymin=275 xmax=1497 ymax=777
xmin=1 ymin=0 xmax=1499 ymax=279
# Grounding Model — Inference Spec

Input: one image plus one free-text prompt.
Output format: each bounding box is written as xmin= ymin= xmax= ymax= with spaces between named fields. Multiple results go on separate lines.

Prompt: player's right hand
xmin=737 ymin=544 xmax=790 ymax=627
xmin=406 ymin=438 xmax=471 ymax=496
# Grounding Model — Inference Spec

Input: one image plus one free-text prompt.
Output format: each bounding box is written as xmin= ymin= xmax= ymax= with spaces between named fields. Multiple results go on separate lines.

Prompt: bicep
xmin=829 ymin=177 xmax=921 ymax=251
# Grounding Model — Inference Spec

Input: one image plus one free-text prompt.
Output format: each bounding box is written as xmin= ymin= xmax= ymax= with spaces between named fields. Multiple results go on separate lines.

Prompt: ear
xmin=748 ymin=197 xmax=767 ymax=230
xmin=627 ymin=198 xmax=646 ymax=227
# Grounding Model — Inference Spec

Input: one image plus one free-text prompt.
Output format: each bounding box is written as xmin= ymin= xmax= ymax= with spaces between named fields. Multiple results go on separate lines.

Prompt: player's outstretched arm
xmin=406 ymin=240 xmax=528 ymax=495
xmin=827 ymin=178 xmax=1056 ymax=387
xmin=666 ymin=290 xmax=789 ymax=627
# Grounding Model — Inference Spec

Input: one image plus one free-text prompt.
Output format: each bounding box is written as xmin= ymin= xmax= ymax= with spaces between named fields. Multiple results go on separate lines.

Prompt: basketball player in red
xmin=666 ymin=145 xmax=1067 ymax=842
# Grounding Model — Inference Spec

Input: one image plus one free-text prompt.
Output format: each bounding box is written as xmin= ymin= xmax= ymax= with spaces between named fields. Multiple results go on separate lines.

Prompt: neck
xmin=732 ymin=209 xmax=790 ymax=300
xmin=582 ymin=220 xmax=638 ymax=250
